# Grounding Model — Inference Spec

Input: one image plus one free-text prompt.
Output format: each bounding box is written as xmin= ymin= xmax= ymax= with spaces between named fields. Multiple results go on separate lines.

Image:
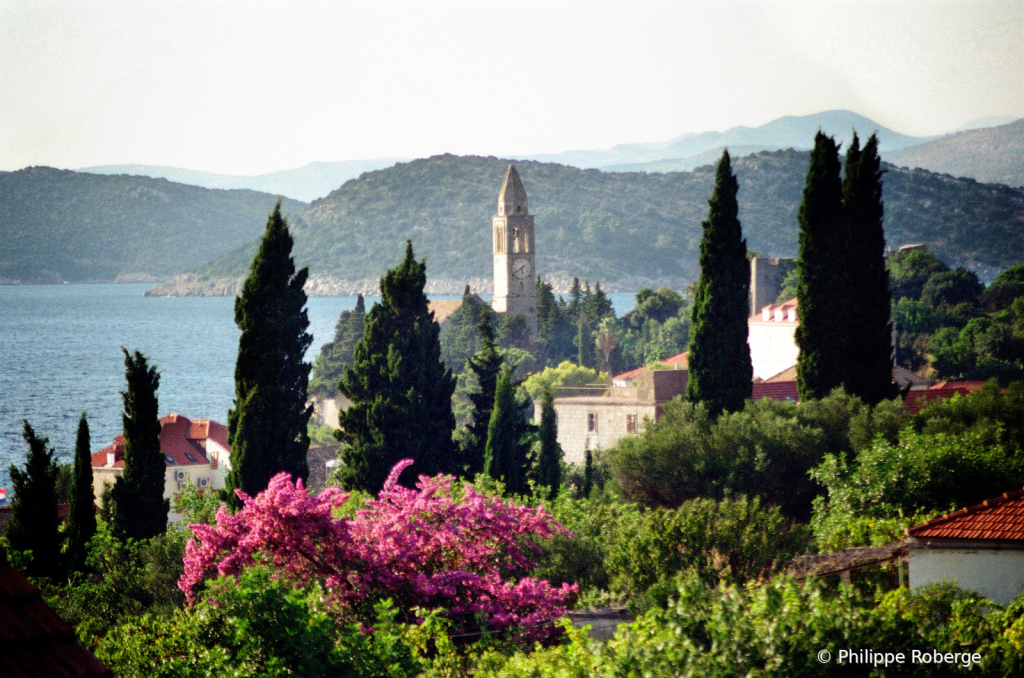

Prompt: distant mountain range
xmin=527 ymin=110 xmax=935 ymax=172
xmin=79 ymin=159 xmax=404 ymax=203
xmin=190 ymin=151 xmax=1023 ymax=289
xmin=74 ymin=111 xmax=1021 ymax=204
xmin=0 ymin=167 xmax=306 ymax=284
xmin=4 ymin=152 xmax=1021 ymax=290
xmin=884 ymin=119 xmax=1024 ymax=189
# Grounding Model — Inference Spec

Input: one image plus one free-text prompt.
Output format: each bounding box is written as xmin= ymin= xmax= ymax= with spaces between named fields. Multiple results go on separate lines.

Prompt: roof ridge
xmin=906 ymin=486 xmax=1024 ymax=537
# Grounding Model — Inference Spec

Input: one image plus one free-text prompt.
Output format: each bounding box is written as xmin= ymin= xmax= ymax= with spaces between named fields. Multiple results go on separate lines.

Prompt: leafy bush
xmin=98 ymin=567 xmax=423 ymax=678
xmin=608 ymin=392 xmax=902 ymax=520
xmin=811 ymin=428 xmax=1024 ymax=549
xmin=607 ymin=496 xmax=810 ymax=610
xmin=522 ymin=361 xmax=606 ymax=400
xmin=477 ymin=578 xmax=1024 ymax=677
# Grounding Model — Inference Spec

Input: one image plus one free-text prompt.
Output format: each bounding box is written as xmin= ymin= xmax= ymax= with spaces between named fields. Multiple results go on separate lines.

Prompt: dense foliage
xmin=889 ymin=248 xmax=1024 ymax=380
xmin=226 ymin=203 xmax=313 ymax=504
xmin=483 ymin=369 xmax=533 ymax=496
xmin=0 ymin=166 xmax=306 ymax=283
xmin=685 ymin=150 xmax=752 ymax=415
xmin=195 ymin=151 xmax=1024 ymax=286
xmin=478 ymin=579 xmax=1024 ymax=677
xmin=338 ymin=242 xmax=457 ymax=491
xmin=112 ymin=349 xmax=168 ymax=541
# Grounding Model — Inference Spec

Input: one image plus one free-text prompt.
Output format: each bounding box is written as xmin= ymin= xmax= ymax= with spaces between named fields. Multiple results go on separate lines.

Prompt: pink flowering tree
xmin=180 ymin=460 xmax=576 ymax=640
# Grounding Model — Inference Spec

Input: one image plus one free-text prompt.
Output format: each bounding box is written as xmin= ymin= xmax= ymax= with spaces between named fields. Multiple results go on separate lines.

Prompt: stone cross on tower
xmin=491 ymin=164 xmax=537 ymax=334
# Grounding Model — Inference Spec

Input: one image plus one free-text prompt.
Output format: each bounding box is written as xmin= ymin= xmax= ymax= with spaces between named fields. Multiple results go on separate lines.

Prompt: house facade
xmin=905 ymin=487 xmax=1024 ymax=605
xmin=91 ymin=413 xmax=231 ymax=522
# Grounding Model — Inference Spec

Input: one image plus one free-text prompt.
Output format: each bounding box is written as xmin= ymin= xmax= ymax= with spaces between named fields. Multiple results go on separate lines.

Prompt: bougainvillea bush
xmin=179 ymin=460 xmax=576 ymax=640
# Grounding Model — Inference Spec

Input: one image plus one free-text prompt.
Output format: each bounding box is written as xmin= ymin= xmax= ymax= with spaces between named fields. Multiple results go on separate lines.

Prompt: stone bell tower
xmin=491 ymin=164 xmax=537 ymax=334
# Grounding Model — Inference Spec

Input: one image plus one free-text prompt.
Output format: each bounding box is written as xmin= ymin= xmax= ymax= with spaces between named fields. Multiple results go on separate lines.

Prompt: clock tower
xmin=491 ymin=164 xmax=537 ymax=334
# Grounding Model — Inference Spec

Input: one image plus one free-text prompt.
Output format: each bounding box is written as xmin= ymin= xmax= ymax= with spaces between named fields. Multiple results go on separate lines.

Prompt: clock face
xmin=512 ymin=259 xmax=531 ymax=280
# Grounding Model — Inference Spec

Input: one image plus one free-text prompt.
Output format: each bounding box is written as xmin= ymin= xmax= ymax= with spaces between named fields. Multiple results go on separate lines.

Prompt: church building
xmin=491 ymin=164 xmax=538 ymax=335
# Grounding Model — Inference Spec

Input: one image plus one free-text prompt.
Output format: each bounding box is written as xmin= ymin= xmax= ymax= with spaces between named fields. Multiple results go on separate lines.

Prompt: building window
xmin=513 ymin=227 xmax=521 ymax=253
xmin=626 ymin=414 xmax=637 ymax=433
xmin=587 ymin=412 xmax=598 ymax=433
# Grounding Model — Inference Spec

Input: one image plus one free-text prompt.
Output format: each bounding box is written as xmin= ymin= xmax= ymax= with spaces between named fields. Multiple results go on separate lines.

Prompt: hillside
xmin=883 ymin=119 xmax=1024 ymax=188
xmin=194 ymin=151 xmax=1024 ymax=289
xmin=0 ymin=167 xmax=307 ymax=283
xmin=524 ymin=110 xmax=933 ymax=169
xmin=79 ymin=159 xmax=403 ymax=202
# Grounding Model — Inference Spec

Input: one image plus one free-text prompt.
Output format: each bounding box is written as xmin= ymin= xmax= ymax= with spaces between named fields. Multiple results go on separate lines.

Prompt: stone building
xmin=545 ymin=365 xmax=689 ymax=465
xmin=491 ymin=164 xmax=538 ymax=335
xmin=748 ymin=297 xmax=800 ymax=381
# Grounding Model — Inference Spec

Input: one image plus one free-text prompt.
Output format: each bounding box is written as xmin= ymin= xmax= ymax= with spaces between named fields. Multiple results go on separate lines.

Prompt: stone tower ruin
xmin=491 ymin=164 xmax=537 ymax=334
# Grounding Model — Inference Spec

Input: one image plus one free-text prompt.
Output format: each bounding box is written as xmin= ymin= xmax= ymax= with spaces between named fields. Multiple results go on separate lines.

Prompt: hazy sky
xmin=2 ymin=0 xmax=1021 ymax=174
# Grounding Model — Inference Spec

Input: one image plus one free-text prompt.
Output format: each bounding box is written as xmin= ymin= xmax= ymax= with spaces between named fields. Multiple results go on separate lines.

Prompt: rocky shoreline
xmin=143 ymin=273 xmax=675 ymax=297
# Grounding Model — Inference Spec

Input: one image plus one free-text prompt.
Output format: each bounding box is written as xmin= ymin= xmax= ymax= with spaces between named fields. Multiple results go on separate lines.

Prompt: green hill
xmin=884 ymin=119 xmax=1024 ymax=188
xmin=198 ymin=151 xmax=1024 ymax=287
xmin=0 ymin=167 xmax=308 ymax=283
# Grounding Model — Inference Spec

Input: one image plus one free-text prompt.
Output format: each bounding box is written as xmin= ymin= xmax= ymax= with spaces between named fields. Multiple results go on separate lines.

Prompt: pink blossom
xmin=179 ymin=460 xmax=576 ymax=640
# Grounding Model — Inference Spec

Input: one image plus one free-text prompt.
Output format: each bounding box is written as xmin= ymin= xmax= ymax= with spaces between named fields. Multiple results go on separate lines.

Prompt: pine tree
xmin=483 ymin=368 xmax=532 ymax=496
xmin=568 ymin=277 xmax=583 ymax=318
xmin=226 ymin=202 xmax=313 ymax=506
xmin=842 ymin=133 xmax=897 ymax=405
xmin=66 ymin=413 xmax=96 ymax=575
xmin=339 ymin=241 xmax=457 ymax=492
xmin=536 ymin=385 xmax=562 ymax=500
xmin=463 ymin=311 xmax=503 ymax=478
xmin=7 ymin=421 xmax=61 ymax=579
xmin=576 ymin=314 xmax=597 ymax=369
xmin=796 ymin=132 xmax=847 ymax=401
xmin=685 ymin=150 xmax=753 ymax=416
xmin=112 ymin=349 xmax=168 ymax=541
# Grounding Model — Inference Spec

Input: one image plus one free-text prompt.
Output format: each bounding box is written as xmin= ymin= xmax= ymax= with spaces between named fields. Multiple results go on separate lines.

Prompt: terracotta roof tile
xmin=907 ymin=487 xmax=1024 ymax=542
xmin=92 ymin=413 xmax=227 ymax=469
xmin=752 ymin=380 xmax=800 ymax=402
xmin=904 ymin=381 xmax=987 ymax=414
xmin=613 ymin=351 xmax=688 ymax=382
xmin=0 ymin=547 xmax=112 ymax=677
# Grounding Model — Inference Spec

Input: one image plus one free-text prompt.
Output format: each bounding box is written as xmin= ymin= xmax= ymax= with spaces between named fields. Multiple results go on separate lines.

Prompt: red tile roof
xmin=613 ymin=351 xmax=688 ymax=383
xmin=906 ymin=487 xmax=1024 ymax=542
xmin=904 ymin=381 xmax=987 ymax=414
xmin=0 ymin=547 xmax=113 ymax=678
xmin=750 ymin=297 xmax=798 ymax=322
xmin=91 ymin=413 xmax=228 ymax=469
xmin=752 ymin=380 xmax=800 ymax=402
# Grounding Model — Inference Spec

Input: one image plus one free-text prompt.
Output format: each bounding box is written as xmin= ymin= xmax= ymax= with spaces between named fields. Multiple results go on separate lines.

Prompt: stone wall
xmin=551 ymin=399 xmax=657 ymax=465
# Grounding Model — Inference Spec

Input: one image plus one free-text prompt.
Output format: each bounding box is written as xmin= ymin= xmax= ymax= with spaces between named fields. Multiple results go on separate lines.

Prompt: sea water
xmin=0 ymin=284 xmax=635 ymax=494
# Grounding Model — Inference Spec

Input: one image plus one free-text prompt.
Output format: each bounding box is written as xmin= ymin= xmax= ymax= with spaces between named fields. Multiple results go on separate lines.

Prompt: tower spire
xmin=498 ymin=164 xmax=529 ymax=216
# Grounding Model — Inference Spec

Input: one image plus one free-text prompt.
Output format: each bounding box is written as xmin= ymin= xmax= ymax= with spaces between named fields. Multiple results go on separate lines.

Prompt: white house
xmin=905 ymin=487 xmax=1024 ymax=605
xmin=92 ymin=413 xmax=231 ymax=522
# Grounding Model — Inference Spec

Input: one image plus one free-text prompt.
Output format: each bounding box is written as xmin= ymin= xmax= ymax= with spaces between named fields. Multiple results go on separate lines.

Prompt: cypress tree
xmin=66 ymin=413 xmax=96 ymax=575
xmin=842 ymin=133 xmax=897 ymax=405
xmin=226 ymin=202 xmax=313 ymax=506
xmin=463 ymin=311 xmax=503 ymax=478
xmin=685 ymin=150 xmax=753 ymax=416
xmin=536 ymin=385 xmax=562 ymax=500
xmin=339 ymin=241 xmax=457 ymax=492
xmin=582 ymin=448 xmax=594 ymax=499
xmin=483 ymin=368 xmax=532 ymax=496
xmin=576 ymin=314 xmax=596 ymax=369
xmin=796 ymin=132 xmax=847 ymax=401
xmin=112 ymin=349 xmax=167 ymax=541
xmin=7 ymin=421 xmax=61 ymax=579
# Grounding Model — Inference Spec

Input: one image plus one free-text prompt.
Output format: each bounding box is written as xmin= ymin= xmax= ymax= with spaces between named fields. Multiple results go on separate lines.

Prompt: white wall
xmin=748 ymin=320 xmax=799 ymax=381
xmin=909 ymin=547 xmax=1024 ymax=605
